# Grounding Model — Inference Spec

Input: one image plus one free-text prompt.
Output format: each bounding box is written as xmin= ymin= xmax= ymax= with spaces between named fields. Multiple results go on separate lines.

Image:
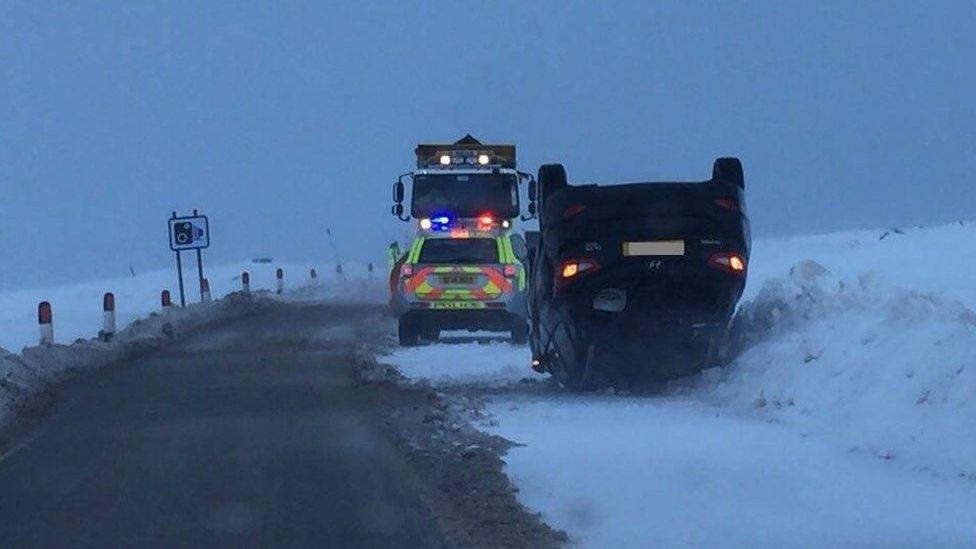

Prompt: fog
xmin=2 ymin=1 xmax=974 ymax=291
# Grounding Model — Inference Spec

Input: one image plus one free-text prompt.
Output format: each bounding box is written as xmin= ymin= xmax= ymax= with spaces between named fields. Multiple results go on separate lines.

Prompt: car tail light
xmin=400 ymin=264 xmax=414 ymax=278
xmin=555 ymin=257 xmax=599 ymax=288
xmin=708 ymin=252 xmax=747 ymax=276
xmin=504 ymin=264 xmax=518 ymax=277
xmin=713 ymin=198 xmax=739 ymax=212
xmin=562 ymin=204 xmax=587 ymax=219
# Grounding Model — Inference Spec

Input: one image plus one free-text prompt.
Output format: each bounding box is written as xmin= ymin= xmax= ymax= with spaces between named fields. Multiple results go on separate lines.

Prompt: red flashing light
xmin=401 ymin=264 xmax=414 ymax=278
xmin=476 ymin=213 xmax=495 ymax=231
xmin=504 ymin=264 xmax=518 ymax=277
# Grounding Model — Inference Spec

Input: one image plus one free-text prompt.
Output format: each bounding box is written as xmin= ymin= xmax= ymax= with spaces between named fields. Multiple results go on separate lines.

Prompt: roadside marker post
xmin=161 ymin=290 xmax=173 ymax=309
xmin=276 ymin=268 xmax=284 ymax=294
xmin=168 ymin=210 xmax=211 ymax=307
xmin=310 ymin=268 xmax=318 ymax=283
xmin=242 ymin=271 xmax=250 ymax=293
xmin=38 ymin=301 xmax=53 ymax=346
xmin=201 ymin=278 xmax=212 ymax=304
xmin=100 ymin=293 xmax=116 ymax=342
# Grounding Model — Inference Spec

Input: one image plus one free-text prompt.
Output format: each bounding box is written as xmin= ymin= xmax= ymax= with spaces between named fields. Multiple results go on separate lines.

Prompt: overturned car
xmin=527 ymin=158 xmax=751 ymax=389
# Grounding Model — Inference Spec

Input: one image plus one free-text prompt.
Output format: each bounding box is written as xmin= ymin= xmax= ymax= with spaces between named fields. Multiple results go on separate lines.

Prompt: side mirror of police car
xmin=392 ymin=203 xmax=404 ymax=216
xmin=393 ymin=181 xmax=405 ymax=203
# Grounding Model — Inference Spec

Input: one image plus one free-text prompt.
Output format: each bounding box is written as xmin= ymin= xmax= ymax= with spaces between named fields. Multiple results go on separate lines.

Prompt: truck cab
xmin=391 ymin=135 xmax=536 ymax=224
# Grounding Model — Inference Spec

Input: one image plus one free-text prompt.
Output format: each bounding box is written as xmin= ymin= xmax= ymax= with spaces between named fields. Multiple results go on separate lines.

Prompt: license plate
xmin=430 ymin=301 xmax=485 ymax=310
xmin=440 ymin=275 xmax=475 ymax=285
xmin=623 ymin=240 xmax=685 ymax=256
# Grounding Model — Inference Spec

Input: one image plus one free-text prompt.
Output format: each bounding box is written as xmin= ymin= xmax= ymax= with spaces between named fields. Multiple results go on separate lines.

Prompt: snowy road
xmin=0 ymin=302 xmax=560 ymax=548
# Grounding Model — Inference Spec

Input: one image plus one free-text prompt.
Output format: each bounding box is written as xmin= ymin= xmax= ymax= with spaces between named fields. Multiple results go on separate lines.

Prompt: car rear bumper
xmin=396 ymin=292 xmax=527 ymax=332
xmin=400 ymin=309 xmax=523 ymax=332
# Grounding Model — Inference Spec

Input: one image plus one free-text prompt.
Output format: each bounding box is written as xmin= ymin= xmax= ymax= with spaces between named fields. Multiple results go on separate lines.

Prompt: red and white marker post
xmin=276 ymin=268 xmax=284 ymax=294
xmin=161 ymin=290 xmax=173 ymax=309
xmin=201 ymin=278 xmax=212 ymax=303
xmin=38 ymin=301 xmax=53 ymax=346
xmin=101 ymin=292 xmax=116 ymax=342
xmin=242 ymin=271 xmax=251 ymax=293
xmin=310 ymin=268 xmax=318 ymax=283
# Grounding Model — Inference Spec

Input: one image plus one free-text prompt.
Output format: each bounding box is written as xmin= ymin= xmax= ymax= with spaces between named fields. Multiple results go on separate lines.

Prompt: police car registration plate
xmin=440 ymin=275 xmax=475 ymax=285
xmin=430 ymin=301 xmax=485 ymax=310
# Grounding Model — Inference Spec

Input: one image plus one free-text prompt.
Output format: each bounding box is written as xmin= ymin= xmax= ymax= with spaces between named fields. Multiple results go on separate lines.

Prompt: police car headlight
xmin=419 ymin=218 xmax=432 ymax=230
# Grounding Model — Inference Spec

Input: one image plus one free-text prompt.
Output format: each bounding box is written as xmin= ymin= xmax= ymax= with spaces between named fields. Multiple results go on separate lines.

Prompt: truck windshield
xmin=418 ymin=238 xmax=499 ymax=264
xmin=411 ymin=173 xmax=519 ymax=219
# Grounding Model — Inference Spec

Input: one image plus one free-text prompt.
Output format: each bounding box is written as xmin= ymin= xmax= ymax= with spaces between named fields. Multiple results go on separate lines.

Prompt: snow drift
xmin=691 ymin=259 xmax=976 ymax=481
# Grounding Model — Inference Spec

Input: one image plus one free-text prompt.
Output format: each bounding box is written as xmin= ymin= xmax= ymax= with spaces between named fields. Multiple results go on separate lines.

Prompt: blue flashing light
xmin=428 ymin=214 xmax=452 ymax=231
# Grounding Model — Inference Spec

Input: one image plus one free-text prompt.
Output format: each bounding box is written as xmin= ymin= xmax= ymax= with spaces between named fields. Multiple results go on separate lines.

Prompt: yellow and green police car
xmin=392 ymin=218 xmax=529 ymax=346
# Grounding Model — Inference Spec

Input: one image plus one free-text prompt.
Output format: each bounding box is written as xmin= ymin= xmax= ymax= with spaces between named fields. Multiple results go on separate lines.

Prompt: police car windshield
xmin=418 ymin=238 xmax=498 ymax=264
xmin=412 ymin=173 xmax=518 ymax=218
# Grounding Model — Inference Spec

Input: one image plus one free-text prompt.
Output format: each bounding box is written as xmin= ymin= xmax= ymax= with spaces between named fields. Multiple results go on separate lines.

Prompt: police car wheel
xmin=510 ymin=320 xmax=528 ymax=345
xmin=398 ymin=318 xmax=420 ymax=346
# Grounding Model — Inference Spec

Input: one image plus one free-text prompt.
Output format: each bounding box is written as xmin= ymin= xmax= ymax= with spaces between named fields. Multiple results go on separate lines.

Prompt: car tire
xmin=537 ymin=164 xmax=568 ymax=212
xmin=510 ymin=319 xmax=529 ymax=345
xmin=712 ymin=157 xmax=744 ymax=188
xmin=398 ymin=318 xmax=420 ymax=346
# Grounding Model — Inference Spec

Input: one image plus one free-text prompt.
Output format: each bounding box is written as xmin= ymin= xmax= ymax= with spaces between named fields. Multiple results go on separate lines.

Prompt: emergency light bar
xmin=418 ymin=213 xmax=510 ymax=233
xmin=416 ymin=135 xmax=516 ymax=169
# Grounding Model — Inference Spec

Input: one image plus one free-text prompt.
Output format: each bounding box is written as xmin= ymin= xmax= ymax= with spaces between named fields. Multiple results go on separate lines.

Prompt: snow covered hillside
xmin=0 ymin=261 xmax=382 ymax=353
xmin=382 ymin=221 xmax=976 ymax=548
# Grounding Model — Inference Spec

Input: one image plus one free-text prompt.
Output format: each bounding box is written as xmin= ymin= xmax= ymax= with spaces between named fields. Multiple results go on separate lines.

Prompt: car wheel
xmin=712 ymin=157 xmax=744 ymax=188
xmin=510 ymin=319 xmax=529 ymax=345
xmin=398 ymin=318 xmax=420 ymax=346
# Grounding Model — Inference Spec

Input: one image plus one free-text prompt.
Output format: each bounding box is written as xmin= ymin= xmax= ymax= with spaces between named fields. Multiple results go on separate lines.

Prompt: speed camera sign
xmin=169 ymin=215 xmax=210 ymax=251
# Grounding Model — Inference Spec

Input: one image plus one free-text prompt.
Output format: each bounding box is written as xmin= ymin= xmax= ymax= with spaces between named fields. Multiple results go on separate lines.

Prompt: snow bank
xmin=0 ymin=260 xmax=383 ymax=352
xmin=382 ymin=339 xmax=544 ymax=388
xmin=485 ymin=394 xmax=976 ymax=548
xmin=689 ymin=260 xmax=976 ymax=481
xmin=745 ymin=221 xmax=976 ymax=307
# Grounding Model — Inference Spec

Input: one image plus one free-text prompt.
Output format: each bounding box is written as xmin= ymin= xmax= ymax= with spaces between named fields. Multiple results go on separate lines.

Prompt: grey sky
xmin=2 ymin=1 xmax=974 ymax=290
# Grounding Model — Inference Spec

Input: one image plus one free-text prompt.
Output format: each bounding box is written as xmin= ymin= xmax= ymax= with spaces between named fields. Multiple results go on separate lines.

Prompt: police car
xmin=392 ymin=214 xmax=529 ymax=346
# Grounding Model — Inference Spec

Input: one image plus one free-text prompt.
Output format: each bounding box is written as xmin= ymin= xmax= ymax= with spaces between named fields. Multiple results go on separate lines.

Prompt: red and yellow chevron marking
xmin=405 ymin=265 xmax=509 ymax=301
